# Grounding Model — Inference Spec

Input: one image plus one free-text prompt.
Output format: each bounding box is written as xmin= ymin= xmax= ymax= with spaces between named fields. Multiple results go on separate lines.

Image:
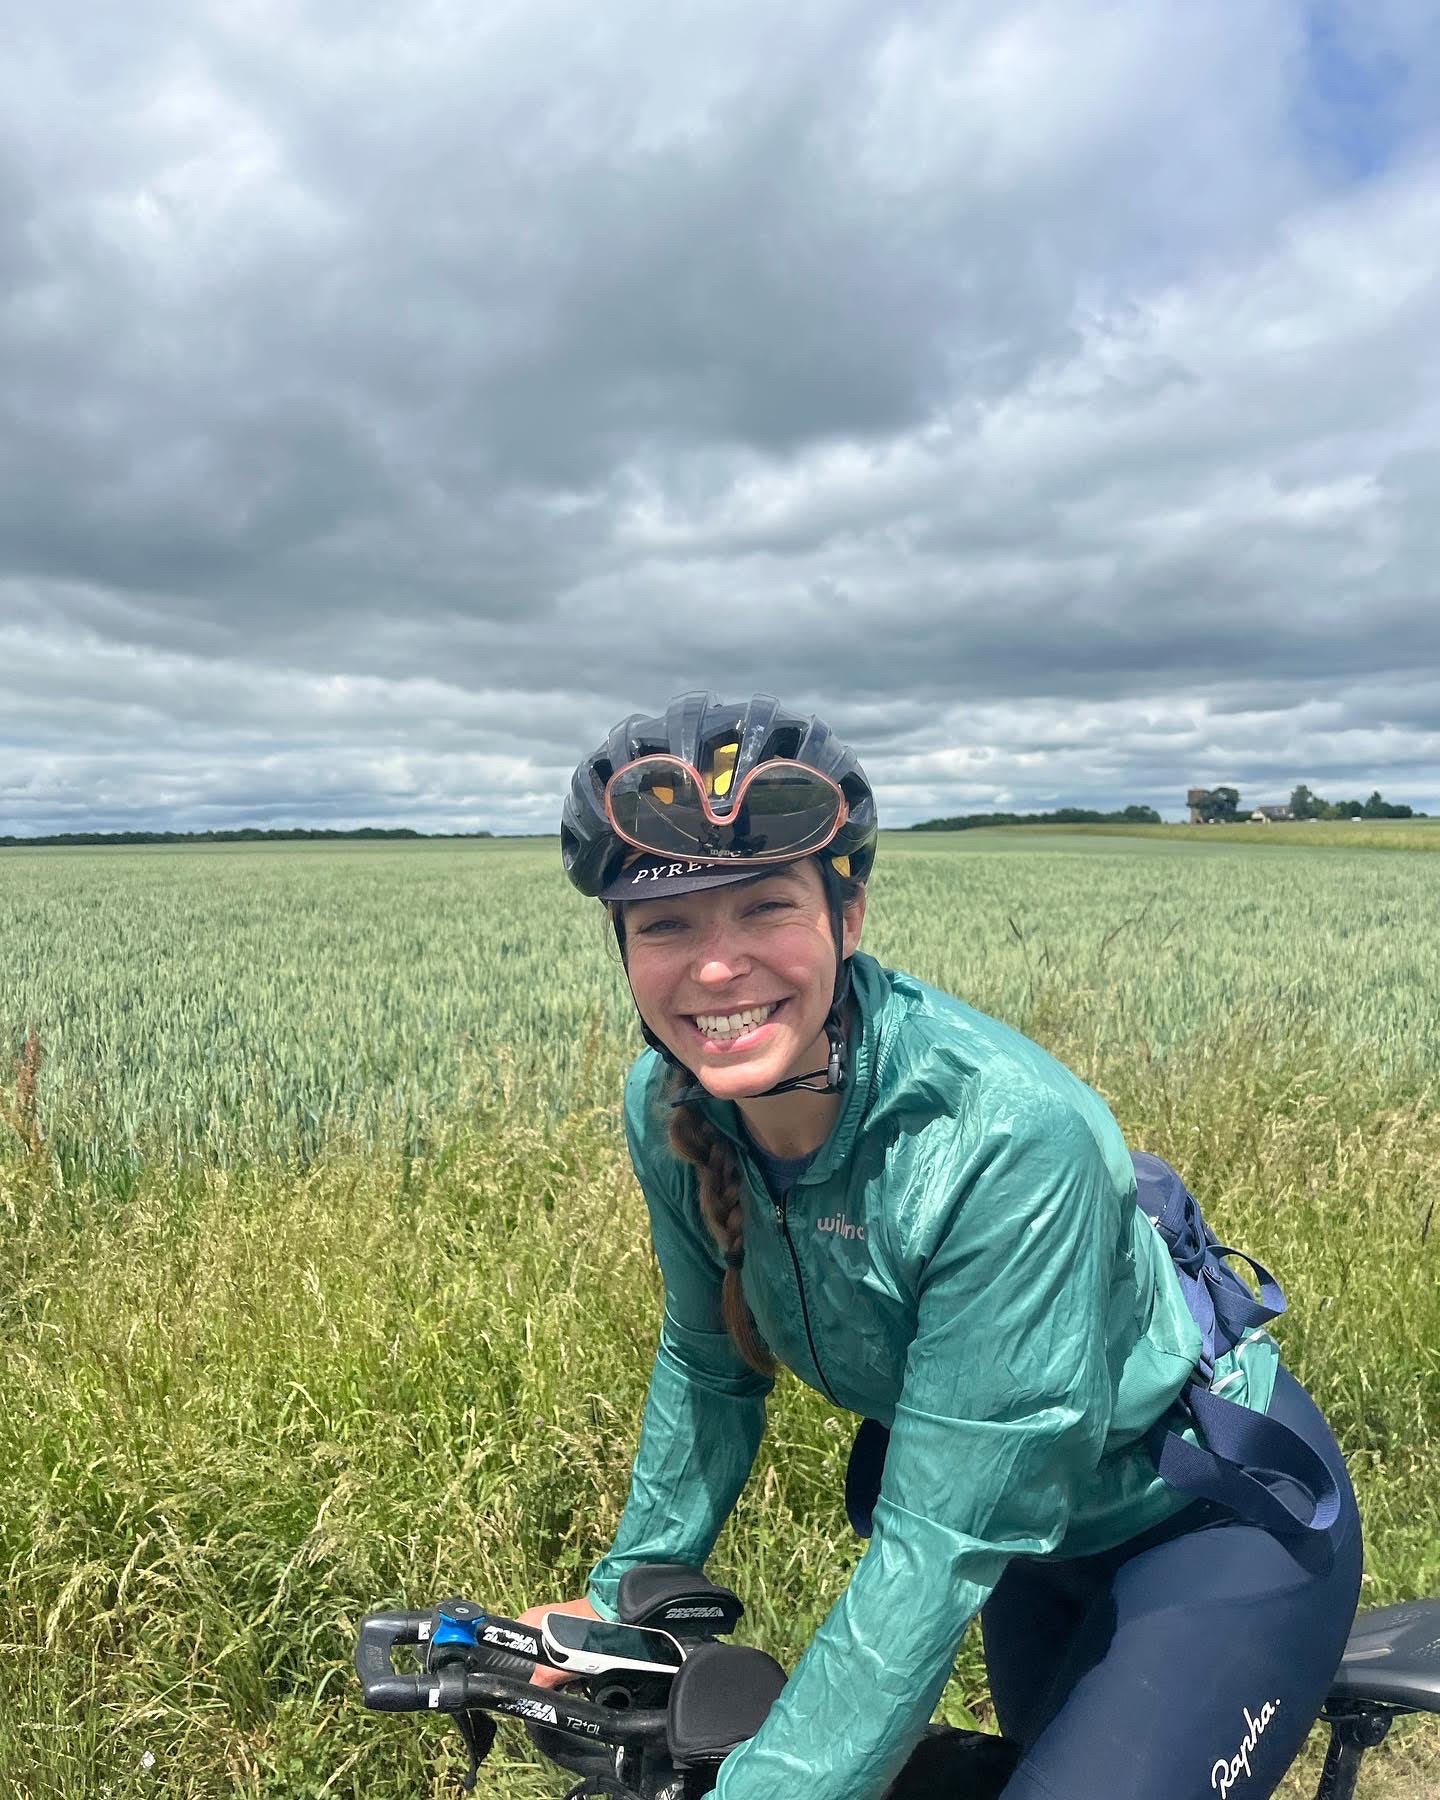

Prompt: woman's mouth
xmin=685 ymin=998 xmax=788 ymax=1051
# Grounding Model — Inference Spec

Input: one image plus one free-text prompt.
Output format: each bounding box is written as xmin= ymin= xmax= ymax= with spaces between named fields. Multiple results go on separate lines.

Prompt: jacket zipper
xmin=774 ymin=1192 xmax=840 ymax=1404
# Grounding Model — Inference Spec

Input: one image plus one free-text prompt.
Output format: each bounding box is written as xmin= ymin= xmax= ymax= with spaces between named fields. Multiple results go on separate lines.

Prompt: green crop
xmin=2 ymin=832 xmax=1436 ymax=1796
xmin=2 ymin=832 xmax=1438 ymax=1182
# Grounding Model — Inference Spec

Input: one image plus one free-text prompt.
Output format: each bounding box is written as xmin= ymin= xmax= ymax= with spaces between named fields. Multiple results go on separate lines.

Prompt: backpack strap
xmin=1206 ymin=1243 xmax=1286 ymax=1347
xmin=1132 ymin=1153 xmax=1286 ymax=1368
xmin=1147 ymin=1382 xmax=1343 ymax=1543
xmin=845 ymin=1415 xmax=889 ymax=1539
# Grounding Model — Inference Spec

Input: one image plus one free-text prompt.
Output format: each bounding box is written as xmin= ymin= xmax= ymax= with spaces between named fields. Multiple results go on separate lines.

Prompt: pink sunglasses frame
xmin=603 ymin=754 xmax=849 ymax=863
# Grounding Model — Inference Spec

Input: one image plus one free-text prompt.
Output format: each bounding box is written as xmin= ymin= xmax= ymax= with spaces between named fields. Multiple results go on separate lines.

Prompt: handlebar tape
xmin=457 ymin=1670 xmax=670 ymax=1744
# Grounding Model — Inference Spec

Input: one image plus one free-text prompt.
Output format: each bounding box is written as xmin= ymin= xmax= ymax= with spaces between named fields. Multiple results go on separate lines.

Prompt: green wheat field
xmin=3 ymin=829 xmax=1438 ymax=1798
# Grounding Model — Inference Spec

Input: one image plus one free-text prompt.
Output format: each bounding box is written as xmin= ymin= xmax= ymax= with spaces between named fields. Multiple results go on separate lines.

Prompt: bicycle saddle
xmin=1329 ymin=1600 xmax=1440 ymax=1711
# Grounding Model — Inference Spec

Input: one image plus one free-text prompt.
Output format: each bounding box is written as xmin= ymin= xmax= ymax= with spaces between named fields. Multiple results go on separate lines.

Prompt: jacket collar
xmin=696 ymin=951 xmax=891 ymax=1186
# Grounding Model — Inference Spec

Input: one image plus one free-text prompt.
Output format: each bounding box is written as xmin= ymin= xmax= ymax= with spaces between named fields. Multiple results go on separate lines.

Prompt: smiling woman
xmin=620 ymin=862 xmax=864 ymax=1139
xmin=524 ymin=691 xmax=1365 ymax=1800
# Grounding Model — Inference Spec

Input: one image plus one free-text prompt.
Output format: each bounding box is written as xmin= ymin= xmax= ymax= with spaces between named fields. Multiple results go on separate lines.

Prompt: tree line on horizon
xmin=0 ymin=827 xmax=497 ymax=848
xmin=1189 ymin=785 xmax=1420 ymax=823
xmin=909 ymin=805 xmax=1163 ymax=832
xmin=0 ymin=809 xmax=1190 ymax=844
xmin=1287 ymin=784 xmax=1420 ymax=819
xmin=3 ymin=787 xmax=1425 ymax=848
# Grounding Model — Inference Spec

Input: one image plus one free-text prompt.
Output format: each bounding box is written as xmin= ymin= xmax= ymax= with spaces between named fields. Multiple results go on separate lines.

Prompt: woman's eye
xmin=637 ymin=917 xmax=682 ymax=935
xmin=751 ymin=900 xmax=790 ymax=915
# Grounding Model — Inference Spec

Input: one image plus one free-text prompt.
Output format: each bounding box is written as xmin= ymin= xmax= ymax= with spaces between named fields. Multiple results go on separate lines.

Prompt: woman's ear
xmin=841 ymin=884 xmax=867 ymax=959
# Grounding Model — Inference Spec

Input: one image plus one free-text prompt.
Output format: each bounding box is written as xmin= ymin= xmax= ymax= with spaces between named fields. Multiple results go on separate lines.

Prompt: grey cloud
xmin=2 ymin=0 xmax=1439 ymax=830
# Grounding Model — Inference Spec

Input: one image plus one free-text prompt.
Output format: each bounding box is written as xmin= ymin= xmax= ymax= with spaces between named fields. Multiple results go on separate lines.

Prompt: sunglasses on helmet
xmin=604 ymin=754 xmax=848 ymax=864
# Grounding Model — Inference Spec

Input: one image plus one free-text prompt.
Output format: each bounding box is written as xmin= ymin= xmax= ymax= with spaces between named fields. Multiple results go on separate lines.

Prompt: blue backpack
xmin=845 ymin=1152 xmax=1343 ymax=1549
xmin=1130 ymin=1151 xmax=1341 ymax=1545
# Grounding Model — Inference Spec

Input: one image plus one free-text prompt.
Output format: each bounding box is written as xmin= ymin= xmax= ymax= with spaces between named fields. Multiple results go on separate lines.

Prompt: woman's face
xmin=620 ymin=860 xmax=866 ymax=1103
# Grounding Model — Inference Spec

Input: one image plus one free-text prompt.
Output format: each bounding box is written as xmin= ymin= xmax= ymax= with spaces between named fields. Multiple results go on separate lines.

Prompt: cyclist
xmin=523 ymin=692 xmax=1363 ymax=1799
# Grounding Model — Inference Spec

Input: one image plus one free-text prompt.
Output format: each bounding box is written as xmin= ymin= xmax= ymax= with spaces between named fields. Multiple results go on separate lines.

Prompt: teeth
xmin=694 ymin=1002 xmax=777 ymax=1041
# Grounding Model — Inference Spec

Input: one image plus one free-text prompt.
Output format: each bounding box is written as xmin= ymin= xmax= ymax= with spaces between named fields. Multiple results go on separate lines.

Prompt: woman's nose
xmin=696 ymin=954 xmax=748 ymax=984
xmin=690 ymin=927 xmax=750 ymax=984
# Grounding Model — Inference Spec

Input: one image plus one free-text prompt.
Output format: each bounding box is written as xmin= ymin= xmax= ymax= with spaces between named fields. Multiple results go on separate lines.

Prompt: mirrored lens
xmin=732 ymin=767 xmax=845 ymax=856
xmin=607 ymin=759 xmax=842 ymax=861
xmin=607 ymin=760 xmax=713 ymax=857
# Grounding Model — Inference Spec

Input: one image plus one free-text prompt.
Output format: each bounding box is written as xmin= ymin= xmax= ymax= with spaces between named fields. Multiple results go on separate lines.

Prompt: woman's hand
xmin=516 ymin=1595 xmax=600 ymax=1690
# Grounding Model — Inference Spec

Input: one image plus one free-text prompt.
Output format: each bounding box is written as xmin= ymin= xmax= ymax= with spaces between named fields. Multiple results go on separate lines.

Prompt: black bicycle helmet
xmin=561 ymin=693 xmax=878 ymax=1099
xmin=562 ymin=692 xmax=877 ymax=899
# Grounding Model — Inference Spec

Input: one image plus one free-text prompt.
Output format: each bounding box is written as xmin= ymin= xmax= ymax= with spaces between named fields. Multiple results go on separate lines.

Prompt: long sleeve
xmin=713 ymin=1098 xmax=1123 ymax=1799
xmin=588 ymin=1059 xmax=773 ymax=1619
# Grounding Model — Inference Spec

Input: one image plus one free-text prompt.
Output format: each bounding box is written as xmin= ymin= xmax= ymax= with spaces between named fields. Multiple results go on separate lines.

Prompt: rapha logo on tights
xmin=1211 ymin=1698 xmax=1280 ymax=1795
xmin=817 ymin=1214 xmax=865 ymax=1240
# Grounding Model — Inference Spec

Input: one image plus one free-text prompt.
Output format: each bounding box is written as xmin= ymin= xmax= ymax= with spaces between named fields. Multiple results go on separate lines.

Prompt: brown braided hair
xmin=665 ymin=1080 xmax=777 ymax=1375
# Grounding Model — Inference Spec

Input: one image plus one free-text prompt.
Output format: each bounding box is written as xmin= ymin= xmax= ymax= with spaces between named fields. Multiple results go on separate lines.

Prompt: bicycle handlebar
xmin=357 ymin=1568 xmax=752 ymax=1795
xmin=355 ymin=1608 xmax=431 ymax=1711
xmin=355 ymin=1607 xmax=669 ymax=1743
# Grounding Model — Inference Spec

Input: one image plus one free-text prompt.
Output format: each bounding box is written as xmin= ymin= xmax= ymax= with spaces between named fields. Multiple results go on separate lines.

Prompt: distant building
xmin=1249 ymin=805 xmax=1294 ymax=823
xmin=1187 ymin=787 xmax=1210 ymax=824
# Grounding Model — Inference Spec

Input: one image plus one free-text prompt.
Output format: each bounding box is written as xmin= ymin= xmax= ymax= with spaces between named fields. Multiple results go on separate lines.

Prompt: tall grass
xmin=2 ymin=836 xmax=1437 ymax=1796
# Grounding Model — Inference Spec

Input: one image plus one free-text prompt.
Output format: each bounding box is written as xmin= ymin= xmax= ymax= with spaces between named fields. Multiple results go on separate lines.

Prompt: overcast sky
xmin=3 ymin=0 xmax=1438 ymax=834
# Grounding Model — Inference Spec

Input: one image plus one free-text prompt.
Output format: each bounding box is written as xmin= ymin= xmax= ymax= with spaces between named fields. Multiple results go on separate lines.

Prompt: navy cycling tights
xmin=979 ymin=1368 xmax=1363 ymax=1799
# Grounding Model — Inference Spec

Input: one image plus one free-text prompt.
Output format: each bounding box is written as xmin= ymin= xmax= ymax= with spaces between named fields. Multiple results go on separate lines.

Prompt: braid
xmin=666 ymin=1078 xmax=777 ymax=1376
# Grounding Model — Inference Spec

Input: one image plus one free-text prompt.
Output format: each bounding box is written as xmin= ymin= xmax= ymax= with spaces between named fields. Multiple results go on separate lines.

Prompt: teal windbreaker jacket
xmin=589 ymin=952 xmax=1280 ymax=1800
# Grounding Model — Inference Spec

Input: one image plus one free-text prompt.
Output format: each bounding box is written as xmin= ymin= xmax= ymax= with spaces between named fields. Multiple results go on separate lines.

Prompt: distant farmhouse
xmin=1186 ymin=787 xmax=1291 ymax=824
